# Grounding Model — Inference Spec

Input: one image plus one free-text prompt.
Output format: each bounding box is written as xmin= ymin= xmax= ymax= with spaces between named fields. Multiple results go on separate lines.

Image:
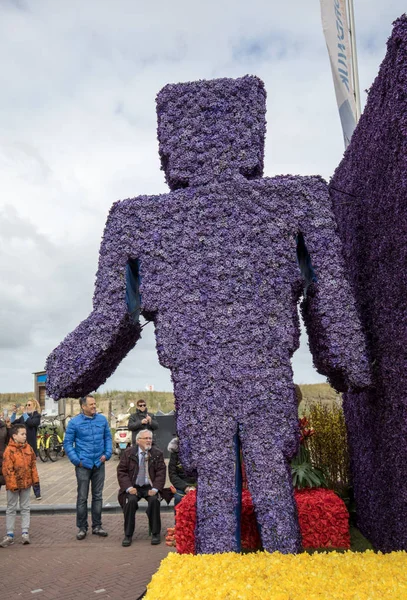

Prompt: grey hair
xmin=79 ymin=394 xmax=95 ymax=408
xmin=136 ymin=429 xmax=153 ymax=441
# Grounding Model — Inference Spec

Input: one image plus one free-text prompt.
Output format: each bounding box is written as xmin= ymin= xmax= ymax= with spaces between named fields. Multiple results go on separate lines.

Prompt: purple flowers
xmin=46 ymin=75 xmax=370 ymax=554
xmin=330 ymin=15 xmax=407 ymax=552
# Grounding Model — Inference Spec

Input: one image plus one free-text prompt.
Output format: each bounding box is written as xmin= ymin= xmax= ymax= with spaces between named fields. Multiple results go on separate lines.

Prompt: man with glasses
xmin=117 ymin=429 xmax=166 ymax=547
xmin=10 ymin=400 xmax=42 ymax=500
xmin=128 ymin=399 xmax=158 ymax=446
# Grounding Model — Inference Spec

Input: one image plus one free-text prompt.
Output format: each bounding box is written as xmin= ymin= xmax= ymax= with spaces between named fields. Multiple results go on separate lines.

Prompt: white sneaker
xmin=0 ymin=535 xmax=14 ymax=548
xmin=22 ymin=533 xmax=30 ymax=545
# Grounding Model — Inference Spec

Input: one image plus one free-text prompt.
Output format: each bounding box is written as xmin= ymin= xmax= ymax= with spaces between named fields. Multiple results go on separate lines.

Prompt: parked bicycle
xmin=37 ymin=415 xmax=71 ymax=462
xmin=37 ymin=423 xmax=51 ymax=462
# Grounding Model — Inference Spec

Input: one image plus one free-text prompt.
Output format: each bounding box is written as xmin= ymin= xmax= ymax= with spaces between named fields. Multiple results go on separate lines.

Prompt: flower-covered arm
xmin=298 ymin=176 xmax=371 ymax=392
xmin=45 ymin=200 xmax=143 ymax=400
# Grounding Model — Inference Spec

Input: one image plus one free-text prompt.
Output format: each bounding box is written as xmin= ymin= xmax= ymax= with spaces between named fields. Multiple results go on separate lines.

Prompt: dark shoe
xmin=92 ymin=526 xmax=108 ymax=537
xmin=151 ymin=534 xmax=161 ymax=545
xmin=122 ymin=536 xmax=132 ymax=547
xmin=76 ymin=529 xmax=87 ymax=540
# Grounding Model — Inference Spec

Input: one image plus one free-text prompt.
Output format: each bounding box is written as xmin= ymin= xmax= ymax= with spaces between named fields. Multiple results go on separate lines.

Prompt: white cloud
xmin=0 ymin=0 xmax=404 ymax=392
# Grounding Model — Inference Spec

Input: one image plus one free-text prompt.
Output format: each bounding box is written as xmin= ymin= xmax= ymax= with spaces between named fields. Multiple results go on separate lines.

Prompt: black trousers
xmin=123 ymin=485 xmax=161 ymax=537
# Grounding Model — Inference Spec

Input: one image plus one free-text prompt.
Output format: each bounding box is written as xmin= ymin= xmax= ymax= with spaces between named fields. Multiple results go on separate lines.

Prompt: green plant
xmin=291 ymin=445 xmax=327 ymax=489
xmin=291 ymin=418 xmax=327 ymax=489
xmin=306 ymin=400 xmax=350 ymax=496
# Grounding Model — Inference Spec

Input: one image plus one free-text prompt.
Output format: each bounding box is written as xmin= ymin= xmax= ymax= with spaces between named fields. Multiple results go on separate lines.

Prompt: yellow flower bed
xmin=145 ymin=550 xmax=407 ymax=600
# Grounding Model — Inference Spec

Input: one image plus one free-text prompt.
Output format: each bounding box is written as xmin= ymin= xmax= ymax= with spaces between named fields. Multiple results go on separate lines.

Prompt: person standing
xmin=128 ymin=399 xmax=158 ymax=445
xmin=10 ymin=399 xmax=42 ymax=499
xmin=64 ymin=395 xmax=112 ymax=540
xmin=0 ymin=424 xmax=39 ymax=547
xmin=117 ymin=429 xmax=166 ymax=547
xmin=0 ymin=411 xmax=11 ymax=491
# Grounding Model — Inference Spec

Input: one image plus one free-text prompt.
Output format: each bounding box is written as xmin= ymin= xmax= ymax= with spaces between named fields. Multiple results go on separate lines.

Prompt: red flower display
xmin=174 ymin=487 xmax=350 ymax=553
xmin=295 ymin=488 xmax=350 ymax=549
xmin=174 ymin=490 xmax=197 ymax=554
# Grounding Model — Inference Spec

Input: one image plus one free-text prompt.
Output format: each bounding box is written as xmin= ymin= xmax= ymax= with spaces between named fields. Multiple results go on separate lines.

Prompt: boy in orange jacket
xmin=0 ymin=423 xmax=39 ymax=547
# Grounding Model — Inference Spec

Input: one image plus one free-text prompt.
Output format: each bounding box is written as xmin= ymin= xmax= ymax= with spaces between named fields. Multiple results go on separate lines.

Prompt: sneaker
xmin=122 ymin=536 xmax=132 ymax=547
xmin=35 ymin=495 xmax=42 ymax=501
xmin=0 ymin=535 xmax=14 ymax=548
xmin=76 ymin=529 xmax=87 ymax=540
xmin=92 ymin=526 xmax=108 ymax=537
xmin=151 ymin=533 xmax=161 ymax=545
xmin=22 ymin=533 xmax=30 ymax=545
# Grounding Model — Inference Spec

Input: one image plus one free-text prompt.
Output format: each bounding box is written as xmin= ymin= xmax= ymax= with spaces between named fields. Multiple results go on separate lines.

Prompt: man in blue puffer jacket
xmin=64 ymin=395 xmax=112 ymax=540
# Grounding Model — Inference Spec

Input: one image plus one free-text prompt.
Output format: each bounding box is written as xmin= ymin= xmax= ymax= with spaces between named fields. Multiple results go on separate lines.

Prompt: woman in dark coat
xmin=11 ymin=399 xmax=42 ymax=499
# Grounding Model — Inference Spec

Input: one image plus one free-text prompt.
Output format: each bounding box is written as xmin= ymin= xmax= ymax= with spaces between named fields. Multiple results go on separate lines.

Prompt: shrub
xmin=306 ymin=400 xmax=350 ymax=496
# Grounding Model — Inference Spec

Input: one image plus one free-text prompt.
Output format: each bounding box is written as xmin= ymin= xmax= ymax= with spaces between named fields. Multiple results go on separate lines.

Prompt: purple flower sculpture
xmin=46 ymin=75 xmax=370 ymax=554
xmin=330 ymin=15 xmax=407 ymax=552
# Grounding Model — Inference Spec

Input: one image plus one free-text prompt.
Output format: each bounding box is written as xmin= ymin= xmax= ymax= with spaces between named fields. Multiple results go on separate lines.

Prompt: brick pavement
xmin=0 ymin=513 xmax=175 ymax=600
xmin=0 ymin=453 xmax=176 ymax=599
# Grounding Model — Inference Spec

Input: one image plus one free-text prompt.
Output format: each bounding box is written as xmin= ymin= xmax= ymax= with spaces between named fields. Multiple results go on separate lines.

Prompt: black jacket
xmin=0 ymin=420 xmax=9 ymax=486
xmin=128 ymin=409 xmax=158 ymax=445
xmin=117 ymin=444 xmax=166 ymax=507
xmin=13 ymin=411 xmax=41 ymax=456
xmin=168 ymin=438 xmax=197 ymax=491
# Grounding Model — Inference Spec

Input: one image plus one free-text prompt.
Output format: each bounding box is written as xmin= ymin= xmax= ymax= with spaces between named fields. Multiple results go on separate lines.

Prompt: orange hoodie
xmin=2 ymin=438 xmax=39 ymax=491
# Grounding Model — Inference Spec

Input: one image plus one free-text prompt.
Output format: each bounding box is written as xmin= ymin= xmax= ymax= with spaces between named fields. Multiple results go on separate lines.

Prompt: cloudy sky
xmin=0 ymin=0 xmax=404 ymax=394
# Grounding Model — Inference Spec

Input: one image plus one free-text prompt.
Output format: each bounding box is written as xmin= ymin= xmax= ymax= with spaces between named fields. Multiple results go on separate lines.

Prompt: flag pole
xmin=346 ymin=0 xmax=362 ymax=121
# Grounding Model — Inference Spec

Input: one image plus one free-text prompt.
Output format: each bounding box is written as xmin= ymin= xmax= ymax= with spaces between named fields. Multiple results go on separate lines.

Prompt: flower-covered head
xmin=156 ymin=75 xmax=267 ymax=190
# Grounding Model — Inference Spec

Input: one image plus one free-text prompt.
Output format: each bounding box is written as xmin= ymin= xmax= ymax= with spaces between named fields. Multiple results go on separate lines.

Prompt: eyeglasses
xmin=138 ymin=404 xmax=146 ymax=407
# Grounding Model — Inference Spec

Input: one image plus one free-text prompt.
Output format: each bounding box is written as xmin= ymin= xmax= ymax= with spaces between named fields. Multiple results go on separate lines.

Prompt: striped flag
xmin=320 ymin=0 xmax=357 ymax=147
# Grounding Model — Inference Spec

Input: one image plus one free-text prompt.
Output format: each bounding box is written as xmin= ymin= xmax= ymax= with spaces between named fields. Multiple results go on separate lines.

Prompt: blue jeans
xmin=75 ymin=463 xmax=105 ymax=531
xmin=174 ymin=488 xmax=187 ymax=506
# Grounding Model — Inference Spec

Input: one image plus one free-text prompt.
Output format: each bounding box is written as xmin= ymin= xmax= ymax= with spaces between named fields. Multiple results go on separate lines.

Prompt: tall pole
xmin=346 ymin=0 xmax=362 ymax=121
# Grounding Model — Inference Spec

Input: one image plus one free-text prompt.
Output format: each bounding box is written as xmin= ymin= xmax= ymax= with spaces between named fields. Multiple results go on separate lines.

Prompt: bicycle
xmin=37 ymin=424 xmax=52 ymax=463
xmin=45 ymin=416 xmax=70 ymax=462
xmin=36 ymin=415 xmax=70 ymax=462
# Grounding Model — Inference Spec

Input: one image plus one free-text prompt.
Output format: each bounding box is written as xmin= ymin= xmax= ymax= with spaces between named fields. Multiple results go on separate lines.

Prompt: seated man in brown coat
xmin=117 ymin=429 xmax=166 ymax=547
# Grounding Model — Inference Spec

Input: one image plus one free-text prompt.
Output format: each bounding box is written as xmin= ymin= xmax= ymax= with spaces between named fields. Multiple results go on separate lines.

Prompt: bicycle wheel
xmin=38 ymin=439 xmax=48 ymax=462
xmin=47 ymin=433 xmax=60 ymax=462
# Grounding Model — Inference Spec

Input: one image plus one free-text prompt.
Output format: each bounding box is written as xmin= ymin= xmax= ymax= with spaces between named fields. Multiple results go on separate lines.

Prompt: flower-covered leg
xmin=195 ymin=438 xmax=241 ymax=554
xmin=239 ymin=374 xmax=302 ymax=554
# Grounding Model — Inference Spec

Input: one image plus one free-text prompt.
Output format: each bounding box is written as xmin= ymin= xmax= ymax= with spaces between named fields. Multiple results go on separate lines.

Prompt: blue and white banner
xmin=320 ymin=0 xmax=357 ymax=147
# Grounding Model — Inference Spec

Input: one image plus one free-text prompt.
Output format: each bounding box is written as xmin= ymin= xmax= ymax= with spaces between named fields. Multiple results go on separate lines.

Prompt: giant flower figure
xmin=46 ymin=75 xmax=370 ymax=554
xmin=330 ymin=15 xmax=407 ymax=552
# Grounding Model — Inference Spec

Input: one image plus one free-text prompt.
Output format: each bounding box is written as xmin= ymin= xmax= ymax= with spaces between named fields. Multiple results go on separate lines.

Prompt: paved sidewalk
xmin=0 ymin=454 xmax=176 ymax=599
xmin=0 ymin=513 xmax=175 ymax=599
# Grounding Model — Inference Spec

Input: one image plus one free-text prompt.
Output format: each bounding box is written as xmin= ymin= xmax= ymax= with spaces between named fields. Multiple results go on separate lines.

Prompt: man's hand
xmin=141 ymin=418 xmax=148 ymax=424
xmin=11 ymin=404 xmax=17 ymax=413
xmin=78 ymin=461 xmax=83 ymax=467
xmin=148 ymin=489 xmax=157 ymax=496
xmin=5 ymin=417 xmax=11 ymax=428
xmin=100 ymin=455 xmax=106 ymax=463
xmin=146 ymin=415 xmax=152 ymax=424
xmin=128 ymin=487 xmax=138 ymax=495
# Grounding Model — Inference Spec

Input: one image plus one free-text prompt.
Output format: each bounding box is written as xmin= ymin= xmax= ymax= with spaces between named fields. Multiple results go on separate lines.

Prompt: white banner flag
xmin=320 ymin=0 xmax=357 ymax=147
